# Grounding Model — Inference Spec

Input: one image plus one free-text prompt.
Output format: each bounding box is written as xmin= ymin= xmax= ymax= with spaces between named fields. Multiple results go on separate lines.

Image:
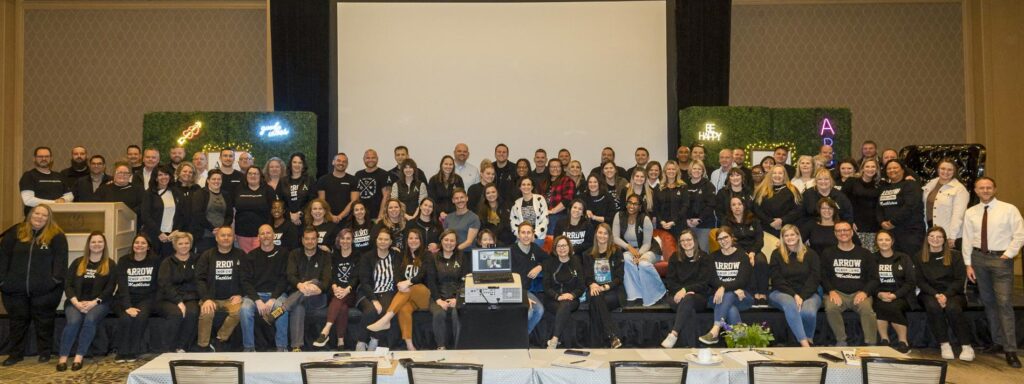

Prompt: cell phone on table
xmin=818 ymin=352 xmax=844 ymax=362
xmin=565 ymin=349 xmax=590 ymax=356
xmin=333 ymin=352 xmax=351 ymax=358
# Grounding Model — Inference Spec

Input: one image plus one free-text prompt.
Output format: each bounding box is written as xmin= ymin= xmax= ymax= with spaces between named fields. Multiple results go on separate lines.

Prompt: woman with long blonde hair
xmin=767 ymin=224 xmax=821 ymax=347
xmin=57 ymin=231 xmax=115 ymax=371
xmin=753 ymin=165 xmax=802 ymax=237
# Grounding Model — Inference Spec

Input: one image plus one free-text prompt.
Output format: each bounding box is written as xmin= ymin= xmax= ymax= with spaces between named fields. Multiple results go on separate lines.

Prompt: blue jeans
xmin=622 ymin=251 xmax=667 ymax=306
xmin=240 ymin=293 xmax=289 ymax=349
xmin=59 ymin=301 xmax=110 ymax=357
xmin=547 ymin=213 xmax=566 ymax=235
xmin=709 ymin=292 xmax=753 ymax=325
xmin=527 ymin=292 xmax=544 ymax=334
xmin=769 ymin=291 xmax=821 ymax=343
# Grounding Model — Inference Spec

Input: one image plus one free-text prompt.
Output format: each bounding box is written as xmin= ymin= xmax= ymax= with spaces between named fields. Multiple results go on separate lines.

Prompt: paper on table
xmin=724 ymin=351 xmax=771 ymax=366
xmin=636 ymin=349 xmax=672 ymax=361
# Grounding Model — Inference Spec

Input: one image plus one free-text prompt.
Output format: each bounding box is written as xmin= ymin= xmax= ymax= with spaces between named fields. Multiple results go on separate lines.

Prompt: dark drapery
xmin=672 ymin=0 xmax=731 ymax=151
xmin=270 ymin=0 xmax=337 ymax=176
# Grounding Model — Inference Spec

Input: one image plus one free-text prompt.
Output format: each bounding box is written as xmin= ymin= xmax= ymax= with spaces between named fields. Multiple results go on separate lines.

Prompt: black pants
xmin=892 ymin=227 xmax=924 ymax=257
xmin=667 ymin=293 xmax=707 ymax=335
xmin=158 ymin=300 xmax=199 ymax=352
xmin=543 ymin=296 xmax=580 ymax=341
xmin=117 ymin=300 xmax=154 ymax=356
xmin=874 ymin=296 xmax=909 ymax=325
xmin=920 ymin=293 xmax=973 ymax=346
xmin=588 ymin=288 xmax=621 ymax=343
xmin=357 ymin=291 xmax=395 ymax=342
xmin=748 ymin=253 xmax=770 ymax=296
xmin=429 ymin=300 xmax=460 ymax=348
xmin=1 ymin=288 xmax=63 ymax=358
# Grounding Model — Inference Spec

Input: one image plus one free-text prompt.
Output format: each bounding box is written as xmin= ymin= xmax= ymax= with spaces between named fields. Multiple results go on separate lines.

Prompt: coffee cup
xmin=698 ymin=348 xmax=713 ymax=362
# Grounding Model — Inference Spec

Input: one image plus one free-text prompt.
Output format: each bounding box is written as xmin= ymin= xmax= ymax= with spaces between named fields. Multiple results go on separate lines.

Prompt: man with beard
xmin=72 ymin=155 xmax=111 ymax=202
xmin=59 ymin=146 xmax=90 ymax=181
xmin=589 ymin=147 xmax=628 ymax=179
xmin=168 ymin=146 xmax=186 ymax=174
xmin=215 ymin=148 xmax=244 ymax=197
xmin=388 ymin=146 xmax=426 ymax=183
xmin=492 ymin=143 xmax=516 ymax=199
xmin=126 ymin=145 xmax=143 ymax=173
xmin=355 ymin=149 xmax=392 ymax=219
xmin=19 ymin=146 xmax=73 ymax=215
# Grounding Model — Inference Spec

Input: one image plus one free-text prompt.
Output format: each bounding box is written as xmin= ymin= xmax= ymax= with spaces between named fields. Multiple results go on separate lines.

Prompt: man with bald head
xmin=453 ymin=143 xmax=479 ymax=185
xmin=709 ymin=148 xmax=734 ymax=191
xmin=355 ymin=149 xmax=393 ymax=218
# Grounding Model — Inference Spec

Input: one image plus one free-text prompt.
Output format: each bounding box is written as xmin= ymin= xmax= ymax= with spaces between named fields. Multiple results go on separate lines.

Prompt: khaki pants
xmin=197 ymin=299 xmax=242 ymax=347
xmin=824 ymin=291 xmax=877 ymax=345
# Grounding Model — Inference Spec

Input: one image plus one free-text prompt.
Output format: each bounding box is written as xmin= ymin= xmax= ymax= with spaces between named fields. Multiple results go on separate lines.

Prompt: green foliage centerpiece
xmin=721 ymin=321 xmax=775 ymax=348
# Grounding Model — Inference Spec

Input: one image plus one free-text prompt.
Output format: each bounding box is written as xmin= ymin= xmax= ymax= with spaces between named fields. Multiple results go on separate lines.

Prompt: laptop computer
xmin=471 ymin=247 xmax=513 ymax=284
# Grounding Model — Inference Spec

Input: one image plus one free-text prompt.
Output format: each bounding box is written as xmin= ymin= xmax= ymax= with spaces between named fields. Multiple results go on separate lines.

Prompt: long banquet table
xmin=127 ymin=346 xmax=902 ymax=384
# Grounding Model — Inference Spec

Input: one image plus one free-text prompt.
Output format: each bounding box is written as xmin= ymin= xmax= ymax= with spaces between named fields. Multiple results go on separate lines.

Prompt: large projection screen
xmin=338 ymin=1 xmax=667 ymax=172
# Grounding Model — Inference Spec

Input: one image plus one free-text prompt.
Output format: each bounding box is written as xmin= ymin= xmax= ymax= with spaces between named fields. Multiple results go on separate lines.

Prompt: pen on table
xmin=569 ymin=359 xmax=586 ymax=364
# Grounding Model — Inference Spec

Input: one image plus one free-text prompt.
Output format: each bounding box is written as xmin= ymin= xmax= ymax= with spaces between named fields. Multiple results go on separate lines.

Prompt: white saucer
xmin=685 ymin=353 xmax=723 ymax=365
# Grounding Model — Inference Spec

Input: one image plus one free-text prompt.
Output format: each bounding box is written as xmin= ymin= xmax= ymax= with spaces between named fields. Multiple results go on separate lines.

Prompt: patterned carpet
xmin=0 ymin=355 xmax=147 ymax=384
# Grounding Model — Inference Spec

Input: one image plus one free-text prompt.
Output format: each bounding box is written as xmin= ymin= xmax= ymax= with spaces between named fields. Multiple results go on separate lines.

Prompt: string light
xmin=201 ymin=142 xmax=253 ymax=154
xmin=744 ymin=141 xmax=797 ymax=167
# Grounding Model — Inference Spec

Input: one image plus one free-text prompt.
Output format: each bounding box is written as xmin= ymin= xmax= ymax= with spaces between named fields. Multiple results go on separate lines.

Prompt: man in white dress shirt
xmin=453 ymin=143 xmax=479 ymax=186
xmin=963 ymin=177 xmax=1024 ymax=368
xmin=709 ymin=148 xmax=733 ymax=191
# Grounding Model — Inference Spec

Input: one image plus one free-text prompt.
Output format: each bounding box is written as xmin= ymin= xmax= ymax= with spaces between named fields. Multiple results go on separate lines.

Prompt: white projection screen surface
xmin=337 ymin=1 xmax=667 ymax=171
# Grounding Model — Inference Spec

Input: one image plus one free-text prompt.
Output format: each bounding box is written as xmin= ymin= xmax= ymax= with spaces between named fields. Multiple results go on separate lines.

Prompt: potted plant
xmin=721 ymin=321 xmax=775 ymax=348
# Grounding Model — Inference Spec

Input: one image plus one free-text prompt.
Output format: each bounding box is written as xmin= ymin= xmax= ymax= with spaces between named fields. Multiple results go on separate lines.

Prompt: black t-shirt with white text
xmin=19 ymin=168 xmax=70 ymax=213
xmin=355 ymin=168 xmax=393 ymax=217
xmin=314 ymin=173 xmax=357 ymax=216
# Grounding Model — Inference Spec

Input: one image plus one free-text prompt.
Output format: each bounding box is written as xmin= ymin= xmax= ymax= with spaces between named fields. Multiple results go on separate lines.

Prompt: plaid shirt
xmin=544 ymin=176 xmax=576 ymax=209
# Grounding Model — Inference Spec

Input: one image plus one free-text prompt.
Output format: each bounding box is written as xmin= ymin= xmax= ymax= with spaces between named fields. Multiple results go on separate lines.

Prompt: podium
xmin=49 ymin=202 xmax=137 ymax=264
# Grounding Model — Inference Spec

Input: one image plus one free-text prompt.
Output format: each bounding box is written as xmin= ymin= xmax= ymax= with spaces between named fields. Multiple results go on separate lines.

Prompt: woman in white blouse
xmin=790 ymin=155 xmax=816 ymax=194
xmin=510 ymin=177 xmax=549 ymax=245
xmin=922 ymin=159 xmax=970 ymax=247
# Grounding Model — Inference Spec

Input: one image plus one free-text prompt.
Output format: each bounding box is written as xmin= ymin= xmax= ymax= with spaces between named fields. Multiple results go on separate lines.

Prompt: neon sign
xmin=698 ymin=122 xmax=722 ymax=141
xmin=258 ymin=121 xmax=289 ymax=138
xmin=819 ymin=118 xmax=835 ymax=147
xmin=176 ymin=121 xmax=202 ymax=145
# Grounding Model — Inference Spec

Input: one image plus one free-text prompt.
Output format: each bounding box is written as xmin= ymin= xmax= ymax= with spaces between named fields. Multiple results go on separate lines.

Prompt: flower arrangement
xmin=721 ymin=321 xmax=775 ymax=348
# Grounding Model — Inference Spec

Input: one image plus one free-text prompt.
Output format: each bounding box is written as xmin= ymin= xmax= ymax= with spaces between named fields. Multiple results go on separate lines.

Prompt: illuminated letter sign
xmin=698 ymin=122 xmax=722 ymax=142
xmin=177 ymin=121 xmax=202 ymax=145
xmin=258 ymin=121 xmax=289 ymax=138
xmin=819 ymin=118 xmax=835 ymax=147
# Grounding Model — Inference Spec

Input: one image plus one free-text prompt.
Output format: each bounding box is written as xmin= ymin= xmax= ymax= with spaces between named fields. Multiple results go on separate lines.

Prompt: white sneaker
xmin=661 ymin=333 xmax=678 ymax=349
xmin=940 ymin=343 xmax=954 ymax=360
xmin=960 ymin=345 xmax=976 ymax=361
xmin=367 ymin=338 xmax=379 ymax=351
xmin=355 ymin=342 xmax=368 ymax=352
xmin=546 ymin=338 xmax=558 ymax=349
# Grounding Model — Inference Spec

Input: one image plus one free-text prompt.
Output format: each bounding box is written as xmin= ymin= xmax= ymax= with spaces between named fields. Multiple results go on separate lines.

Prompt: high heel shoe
xmin=71 ymin=362 xmax=83 ymax=371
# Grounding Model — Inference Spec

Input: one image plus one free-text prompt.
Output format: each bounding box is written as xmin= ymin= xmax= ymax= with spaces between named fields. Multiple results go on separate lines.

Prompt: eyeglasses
xmin=555 ymin=244 xmax=571 ymax=249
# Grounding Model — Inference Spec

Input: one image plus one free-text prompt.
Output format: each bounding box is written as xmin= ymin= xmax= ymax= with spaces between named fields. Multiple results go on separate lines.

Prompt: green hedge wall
xmin=679 ymin=106 xmax=852 ymax=169
xmin=143 ymin=111 xmax=318 ymax=174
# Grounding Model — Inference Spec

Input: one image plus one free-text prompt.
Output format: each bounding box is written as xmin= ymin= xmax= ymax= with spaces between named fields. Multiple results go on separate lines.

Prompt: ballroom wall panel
xmin=730 ymin=1 xmax=965 ymax=154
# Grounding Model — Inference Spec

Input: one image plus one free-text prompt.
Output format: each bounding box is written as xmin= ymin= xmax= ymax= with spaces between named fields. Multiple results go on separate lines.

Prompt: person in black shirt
xmin=156 ymin=231 xmax=199 ymax=353
xmin=660 ymin=230 xmax=713 ymax=348
xmin=356 ymin=228 xmax=402 ymax=351
xmin=511 ymin=222 xmax=547 ymax=334
xmin=189 ymin=170 xmax=234 ymax=255
xmin=753 ymin=165 xmax=803 ymax=238
xmin=492 ymin=143 xmax=517 ymax=200
xmin=280 ymin=152 xmax=315 ymax=225
xmin=655 ymin=161 xmax=688 ymax=238
xmin=233 ymin=167 xmax=275 ymax=253
xmin=271 ymin=200 xmax=299 ymax=251
xmin=314 ymin=229 xmax=360 ymax=350
xmin=768 ymin=224 xmax=821 ymax=347
xmin=428 ymin=155 xmax=465 ymax=215
xmin=846 ymin=158 xmax=882 ymax=253
xmin=583 ymin=223 xmax=625 ymax=348
xmin=714 ymin=168 xmax=752 ymax=225
xmin=304 ymin=198 xmax=339 ymax=253
xmin=554 ymin=200 xmax=593 ymax=256
xmin=388 ymin=146 xmax=428 ymax=187
xmin=239 ymin=225 xmax=290 ymax=352
xmin=877 ymin=160 xmax=925 ymax=256
xmin=97 ymin=162 xmax=145 ymax=218
xmin=801 ymin=198 xmax=840 ymax=256
xmin=800 ymin=168 xmax=855 ymax=227
xmin=428 ymin=230 xmax=470 ymax=349
xmin=114 ymin=234 xmax=160 ymax=362
xmin=212 ymin=149 xmax=244 ymax=198
xmin=543 ymin=236 xmax=585 ymax=349
xmin=284 ymin=228 xmax=333 ymax=351
xmin=20 ymin=146 xmax=73 ymax=215
xmin=56 ymin=232 xmax=115 ymax=371
xmin=872 ymin=230 xmax=915 ymax=354
xmin=347 ymin=201 xmax=374 ymax=255
xmin=72 ymin=155 xmax=110 ymax=203
xmin=59 ymin=146 xmax=90 ymax=181
xmin=0 ymin=205 xmax=68 ymax=366
xmin=821 ymin=221 xmax=879 ymax=346
xmin=699 ymin=227 xmax=753 ymax=345
xmin=391 ymin=158 xmax=428 ymax=217
xmin=315 ymin=153 xmax=359 ymax=222
xmin=355 ymin=149 xmax=394 ymax=219
xmin=916 ymin=227 xmax=975 ymax=361
xmin=476 ymin=185 xmax=514 ymax=246
xmin=195 ymin=227 xmax=246 ymax=351
xmin=410 ymin=197 xmax=444 ymax=252
xmin=581 ymin=174 xmax=617 ymax=226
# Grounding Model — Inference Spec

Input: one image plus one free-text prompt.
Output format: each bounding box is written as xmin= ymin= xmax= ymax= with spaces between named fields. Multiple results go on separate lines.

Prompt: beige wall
xmin=730 ymin=1 xmax=966 ymax=155
xmin=1 ymin=0 xmax=18 ymax=229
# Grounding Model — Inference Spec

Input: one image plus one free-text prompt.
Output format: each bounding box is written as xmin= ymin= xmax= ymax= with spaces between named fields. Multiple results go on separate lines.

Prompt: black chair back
xmin=861 ymin=356 xmax=947 ymax=384
xmin=301 ymin=361 xmax=378 ymax=384
xmin=406 ymin=362 xmax=483 ymax=384
xmin=610 ymin=360 xmax=688 ymax=384
xmin=748 ymin=360 xmax=827 ymax=384
xmin=899 ymin=144 xmax=986 ymax=203
xmin=169 ymin=360 xmax=244 ymax=384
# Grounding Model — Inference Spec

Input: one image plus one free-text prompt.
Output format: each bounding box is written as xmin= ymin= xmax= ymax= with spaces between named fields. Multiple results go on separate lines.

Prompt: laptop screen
xmin=472 ymin=248 xmax=512 ymax=273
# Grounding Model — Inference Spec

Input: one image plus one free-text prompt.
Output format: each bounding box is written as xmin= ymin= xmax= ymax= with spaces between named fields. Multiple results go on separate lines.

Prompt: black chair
xmin=748 ymin=360 xmax=827 ymax=384
xmin=406 ymin=362 xmax=483 ymax=384
xmin=169 ymin=360 xmax=244 ymax=384
xmin=301 ymin=361 xmax=377 ymax=384
xmin=899 ymin=144 xmax=986 ymax=203
xmin=861 ymin=356 xmax=947 ymax=384
xmin=610 ymin=360 xmax=687 ymax=384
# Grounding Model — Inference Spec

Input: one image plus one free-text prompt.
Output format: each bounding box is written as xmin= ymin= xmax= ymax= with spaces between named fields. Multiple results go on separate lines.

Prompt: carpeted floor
xmin=1 ymin=348 xmax=1020 ymax=384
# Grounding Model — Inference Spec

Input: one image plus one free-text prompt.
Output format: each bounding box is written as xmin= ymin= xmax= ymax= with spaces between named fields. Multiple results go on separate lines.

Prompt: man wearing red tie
xmin=963 ymin=177 xmax=1024 ymax=368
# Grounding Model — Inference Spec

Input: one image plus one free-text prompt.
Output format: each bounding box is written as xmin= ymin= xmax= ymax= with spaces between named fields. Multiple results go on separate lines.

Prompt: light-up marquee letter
xmin=177 ymin=121 xmax=203 ymax=145
xmin=819 ymin=118 xmax=835 ymax=147
xmin=698 ymin=122 xmax=722 ymax=142
xmin=258 ymin=121 xmax=289 ymax=138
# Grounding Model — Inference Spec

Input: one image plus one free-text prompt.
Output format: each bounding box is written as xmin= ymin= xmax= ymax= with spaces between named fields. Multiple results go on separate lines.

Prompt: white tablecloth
xmin=126 ymin=347 xmax=901 ymax=384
